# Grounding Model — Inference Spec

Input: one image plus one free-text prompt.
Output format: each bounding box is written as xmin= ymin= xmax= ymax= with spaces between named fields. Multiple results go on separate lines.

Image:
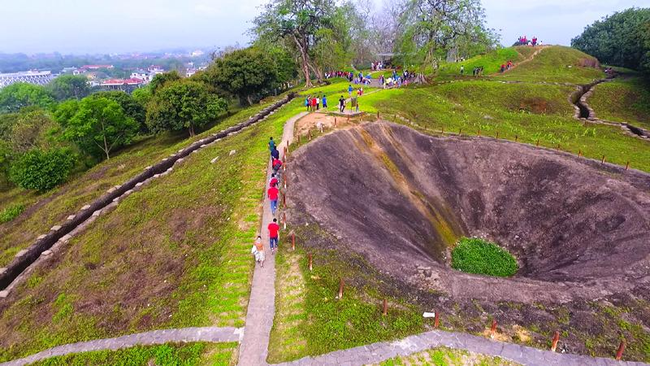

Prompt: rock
xmin=42 ymin=250 xmax=53 ymax=256
xmin=113 ymin=197 xmax=120 ymax=203
xmin=175 ymin=158 xmax=185 ymax=164
xmin=61 ymin=234 xmax=72 ymax=242
xmin=37 ymin=235 xmax=46 ymax=240
xmin=0 ymin=291 xmax=8 ymax=298
xmin=67 ymin=215 xmax=76 ymax=221
xmin=107 ymin=187 xmax=117 ymax=194
xmin=51 ymin=225 xmax=62 ymax=231
xmin=153 ymin=174 xmax=161 ymax=178
xmin=200 ymin=144 xmax=207 ymax=148
xmin=92 ymin=210 xmax=102 ymax=217
xmin=15 ymin=249 xmax=28 ymax=257
xmin=135 ymin=182 xmax=143 ymax=187
xmin=144 ymin=166 xmax=152 ymax=170
xmin=210 ymin=157 xmax=219 ymax=164
xmin=229 ymin=150 xmax=237 ymax=156
xmin=81 ymin=205 xmax=91 ymax=210
xmin=0 ymin=268 xmax=6 ymax=275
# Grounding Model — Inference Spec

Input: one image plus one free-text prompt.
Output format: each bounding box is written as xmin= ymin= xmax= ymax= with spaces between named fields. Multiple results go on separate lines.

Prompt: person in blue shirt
xmin=322 ymin=95 xmax=328 ymax=109
xmin=348 ymin=85 xmax=353 ymax=96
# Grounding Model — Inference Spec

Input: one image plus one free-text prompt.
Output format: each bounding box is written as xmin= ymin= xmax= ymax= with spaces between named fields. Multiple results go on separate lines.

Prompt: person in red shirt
xmin=272 ymin=157 xmax=283 ymax=174
xmin=269 ymin=173 xmax=278 ymax=188
xmin=268 ymin=218 xmax=280 ymax=254
xmin=268 ymin=184 xmax=279 ymax=215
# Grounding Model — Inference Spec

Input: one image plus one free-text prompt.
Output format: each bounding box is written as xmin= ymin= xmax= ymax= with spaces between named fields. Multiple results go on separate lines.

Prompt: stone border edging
xmin=0 ymin=327 xmax=243 ymax=366
xmin=0 ymin=93 xmax=296 ymax=294
xmin=273 ymin=329 xmax=649 ymax=366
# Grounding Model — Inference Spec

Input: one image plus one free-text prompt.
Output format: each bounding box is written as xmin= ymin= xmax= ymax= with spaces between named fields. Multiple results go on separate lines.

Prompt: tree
xmin=572 ymin=8 xmax=650 ymax=74
xmin=90 ymin=91 xmax=147 ymax=128
xmin=395 ymin=0 xmax=496 ymax=71
xmin=208 ymin=47 xmax=278 ymax=105
xmin=9 ymin=108 xmax=56 ymax=154
xmin=63 ymin=97 xmax=138 ymax=160
xmin=149 ymin=71 xmax=182 ymax=95
xmin=9 ymin=148 xmax=75 ymax=192
xmin=146 ymin=80 xmax=228 ymax=136
xmin=253 ymin=0 xmax=342 ymax=87
xmin=48 ymin=75 xmax=90 ymax=101
xmin=0 ymin=83 xmax=55 ymax=114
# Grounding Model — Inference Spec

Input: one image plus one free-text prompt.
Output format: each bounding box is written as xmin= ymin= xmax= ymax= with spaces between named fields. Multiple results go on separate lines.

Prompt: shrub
xmin=0 ymin=204 xmax=24 ymax=223
xmin=451 ymin=237 xmax=518 ymax=277
xmin=9 ymin=148 xmax=75 ymax=192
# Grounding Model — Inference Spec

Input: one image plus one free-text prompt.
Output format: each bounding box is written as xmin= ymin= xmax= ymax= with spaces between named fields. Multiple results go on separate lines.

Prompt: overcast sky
xmin=0 ymin=0 xmax=647 ymax=54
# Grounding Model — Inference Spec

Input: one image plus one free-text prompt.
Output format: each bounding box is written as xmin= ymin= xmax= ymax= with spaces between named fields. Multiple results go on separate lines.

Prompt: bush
xmin=451 ymin=237 xmax=518 ymax=277
xmin=9 ymin=148 xmax=75 ymax=192
xmin=0 ymin=204 xmax=24 ymax=223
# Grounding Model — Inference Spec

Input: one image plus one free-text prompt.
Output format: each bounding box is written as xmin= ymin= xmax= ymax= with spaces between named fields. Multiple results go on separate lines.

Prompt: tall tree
xmin=0 ymin=83 xmax=55 ymax=114
xmin=149 ymin=71 xmax=182 ymax=95
xmin=208 ymin=47 xmax=278 ymax=105
xmin=146 ymin=80 xmax=228 ymax=136
xmin=572 ymin=8 xmax=650 ymax=74
xmin=63 ymin=97 xmax=138 ymax=160
xmin=253 ymin=0 xmax=342 ymax=86
xmin=395 ymin=0 xmax=495 ymax=71
xmin=48 ymin=75 xmax=91 ymax=101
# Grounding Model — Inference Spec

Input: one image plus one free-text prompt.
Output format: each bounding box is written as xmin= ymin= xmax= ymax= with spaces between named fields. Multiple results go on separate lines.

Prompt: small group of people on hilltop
xmin=380 ymin=69 xmax=414 ymax=88
xmin=305 ymin=95 xmax=328 ymax=112
xmin=500 ymin=60 xmax=514 ymax=73
xmin=251 ymin=137 xmax=284 ymax=268
xmin=517 ymin=35 xmax=541 ymax=47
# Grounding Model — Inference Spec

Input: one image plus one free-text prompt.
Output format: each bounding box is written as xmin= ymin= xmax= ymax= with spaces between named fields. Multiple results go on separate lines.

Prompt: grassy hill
xmin=589 ymin=77 xmax=650 ymax=130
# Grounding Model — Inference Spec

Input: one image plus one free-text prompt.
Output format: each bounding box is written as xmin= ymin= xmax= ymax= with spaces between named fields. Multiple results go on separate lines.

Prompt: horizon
xmin=0 ymin=0 xmax=646 ymax=55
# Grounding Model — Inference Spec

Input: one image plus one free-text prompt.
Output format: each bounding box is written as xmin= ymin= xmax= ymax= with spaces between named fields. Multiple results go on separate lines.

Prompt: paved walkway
xmin=0 ymin=327 xmax=242 ymax=366
xmin=237 ymin=112 xmax=309 ymax=366
xmin=275 ymin=330 xmax=648 ymax=366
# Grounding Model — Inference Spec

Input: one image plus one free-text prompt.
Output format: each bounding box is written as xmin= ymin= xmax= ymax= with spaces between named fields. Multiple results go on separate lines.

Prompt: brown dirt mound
xmin=287 ymin=122 xmax=650 ymax=304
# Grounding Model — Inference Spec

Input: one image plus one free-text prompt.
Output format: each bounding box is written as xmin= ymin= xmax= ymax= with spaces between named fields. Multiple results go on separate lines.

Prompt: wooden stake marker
xmin=282 ymin=212 xmax=287 ymax=230
xmin=515 ymin=135 xmax=519 ymax=142
xmin=536 ymin=139 xmax=540 ymax=147
xmin=459 ymin=128 xmax=462 ymax=136
xmin=338 ymin=278 xmax=344 ymax=299
xmin=434 ymin=312 xmax=440 ymax=328
xmin=308 ymin=130 xmax=312 ymax=140
xmin=601 ymin=155 xmax=606 ymax=163
xmin=551 ymin=331 xmax=560 ymax=352
xmin=282 ymin=194 xmax=286 ymax=208
xmin=382 ymin=299 xmax=388 ymax=316
xmin=578 ymin=149 xmax=583 ymax=157
xmin=496 ymin=131 xmax=500 ymax=139
xmin=490 ymin=319 xmax=497 ymax=339
xmin=308 ymin=253 xmax=313 ymax=271
xmin=291 ymin=232 xmax=295 ymax=251
xmin=625 ymin=161 xmax=630 ymax=171
xmin=616 ymin=339 xmax=626 ymax=361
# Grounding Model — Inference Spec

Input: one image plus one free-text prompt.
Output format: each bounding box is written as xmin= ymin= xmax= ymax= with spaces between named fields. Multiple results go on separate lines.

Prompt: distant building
xmin=61 ymin=67 xmax=78 ymax=74
xmin=101 ymin=78 xmax=144 ymax=92
xmin=130 ymin=71 xmax=150 ymax=82
xmin=81 ymin=64 xmax=114 ymax=71
xmin=0 ymin=70 xmax=54 ymax=88
xmin=191 ymin=50 xmax=205 ymax=57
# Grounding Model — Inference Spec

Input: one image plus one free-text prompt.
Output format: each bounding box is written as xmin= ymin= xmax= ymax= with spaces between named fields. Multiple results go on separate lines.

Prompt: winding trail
xmin=0 ymin=327 xmax=242 ymax=366
xmin=237 ymin=112 xmax=308 ymax=366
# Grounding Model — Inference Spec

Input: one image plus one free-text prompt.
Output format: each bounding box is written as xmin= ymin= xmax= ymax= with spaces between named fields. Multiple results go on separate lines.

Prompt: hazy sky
xmin=0 ymin=0 xmax=647 ymax=54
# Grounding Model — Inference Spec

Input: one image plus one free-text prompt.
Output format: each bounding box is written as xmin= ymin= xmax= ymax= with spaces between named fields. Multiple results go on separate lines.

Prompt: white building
xmin=0 ymin=70 xmax=54 ymax=88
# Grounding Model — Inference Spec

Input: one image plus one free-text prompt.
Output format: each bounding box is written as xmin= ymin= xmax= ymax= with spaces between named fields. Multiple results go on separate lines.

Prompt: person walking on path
xmin=270 ymin=146 xmax=280 ymax=162
xmin=268 ymin=184 xmax=279 ymax=215
xmin=305 ymin=96 xmax=310 ymax=111
xmin=322 ymin=94 xmax=328 ymax=109
xmin=251 ymin=235 xmax=265 ymax=267
xmin=339 ymin=95 xmax=346 ymax=113
xmin=269 ymin=173 xmax=279 ymax=188
xmin=272 ymin=157 xmax=283 ymax=174
xmin=348 ymin=84 xmax=353 ymax=96
xmin=268 ymin=137 xmax=275 ymax=153
xmin=268 ymin=218 xmax=280 ymax=254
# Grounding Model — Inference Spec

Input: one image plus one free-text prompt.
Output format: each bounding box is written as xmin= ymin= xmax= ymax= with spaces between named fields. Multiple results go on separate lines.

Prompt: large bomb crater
xmin=287 ymin=122 xmax=650 ymax=304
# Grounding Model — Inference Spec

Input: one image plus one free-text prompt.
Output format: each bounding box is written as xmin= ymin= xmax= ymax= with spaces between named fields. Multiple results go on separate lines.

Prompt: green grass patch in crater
xmin=451 ymin=237 xmax=518 ymax=277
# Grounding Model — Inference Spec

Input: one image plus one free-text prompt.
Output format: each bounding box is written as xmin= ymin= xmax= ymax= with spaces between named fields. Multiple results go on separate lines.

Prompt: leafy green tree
xmin=132 ymin=87 xmax=153 ymax=108
xmin=63 ymin=97 xmax=138 ymax=160
xmin=48 ymin=75 xmax=90 ymax=101
xmin=149 ymin=71 xmax=182 ymax=95
xmin=253 ymin=0 xmax=342 ymax=86
xmin=395 ymin=0 xmax=495 ymax=71
xmin=208 ymin=47 xmax=278 ymax=105
xmin=9 ymin=148 xmax=75 ymax=191
xmin=90 ymin=91 xmax=146 ymax=127
xmin=0 ymin=83 xmax=55 ymax=114
xmin=146 ymin=80 xmax=228 ymax=136
xmin=9 ymin=108 xmax=57 ymax=154
xmin=53 ymin=99 xmax=80 ymax=129
xmin=572 ymin=8 xmax=650 ymax=74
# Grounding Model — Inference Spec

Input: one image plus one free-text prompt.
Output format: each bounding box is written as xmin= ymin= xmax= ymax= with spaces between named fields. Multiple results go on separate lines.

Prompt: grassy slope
xmin=494 ymin=46 xmax=603 ymax=84
xmin=0 ymin=105 xmax=266 ymax=267
xmin=0 ymin=100 xmax=300 ymax=361
xmin=28 ymin=342 xmax=236 ymax=366
xmin=437 ymin=47 xmax=523 ymax=77
xmin=589 ymin=77 xmax=650 ymax=130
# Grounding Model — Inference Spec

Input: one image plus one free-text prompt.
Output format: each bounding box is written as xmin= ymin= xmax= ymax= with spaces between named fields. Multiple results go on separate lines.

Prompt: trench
xmin=0 ymin=94 xmax=295 ymax=292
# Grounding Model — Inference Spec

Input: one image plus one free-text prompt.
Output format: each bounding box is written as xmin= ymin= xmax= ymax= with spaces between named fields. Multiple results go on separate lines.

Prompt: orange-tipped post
xmin=308 ymin=253 xmax=313 ymax=271
xmin=625 ymin=161 xmax=630 ymax=171
xmin=490 ymin=319 xmax=497 ymax=339
xmin=338 ymin=278 xmax=344 ymax=299
xmin=616 ymin=339 xmax=626 ymax=360
xmin=551 ymin=331 xmax=560 ymax=352
xmin=434 ymin=312 xmax=440 ymax=328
